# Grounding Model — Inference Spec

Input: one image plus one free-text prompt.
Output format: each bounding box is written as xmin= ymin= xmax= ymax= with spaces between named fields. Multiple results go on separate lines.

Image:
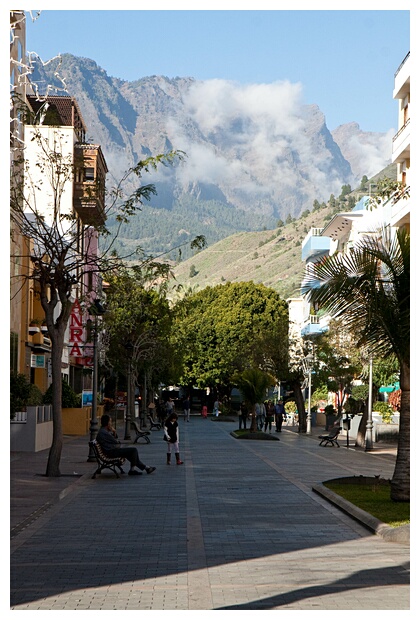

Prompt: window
xmin=84 ymin=167 xmax=95 ymax=181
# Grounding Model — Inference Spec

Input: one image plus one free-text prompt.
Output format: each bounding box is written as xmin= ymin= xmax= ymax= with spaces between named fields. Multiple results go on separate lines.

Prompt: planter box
xmin=62 ymin=405 xmax=105 ymax=435
xmin=375 ymin=423 xmax=399 ymax=442
xmin=10 ymin=405 xmax=53 ymax=452
xmin=62 ymin=407 xmax=91 ymax=435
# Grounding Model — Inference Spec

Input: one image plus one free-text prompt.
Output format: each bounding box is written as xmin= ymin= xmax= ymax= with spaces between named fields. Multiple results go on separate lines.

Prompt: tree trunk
xmin=292 ymin=378 xmax=306 ymax=432
xmin=45 ymin=328 xmax=65 ymax=477
xmin=355 ymin=407 xmax=368 ymax=448
xmin=390 ymin=362 xmax=410 ymax=501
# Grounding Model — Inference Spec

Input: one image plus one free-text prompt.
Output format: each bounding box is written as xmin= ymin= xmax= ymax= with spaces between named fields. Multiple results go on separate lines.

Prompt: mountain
xmin=30 ymin=54 xmax=392 ymax=259
xmin=169 ymin=201 xmax=340 ymax=301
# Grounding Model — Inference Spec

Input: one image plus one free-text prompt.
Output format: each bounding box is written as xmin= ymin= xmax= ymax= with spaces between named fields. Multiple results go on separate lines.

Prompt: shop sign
xmin=31 ymin=354 xmax=45 ymax=368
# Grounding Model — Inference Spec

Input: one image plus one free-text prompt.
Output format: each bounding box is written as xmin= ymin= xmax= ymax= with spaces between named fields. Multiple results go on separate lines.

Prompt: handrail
xmin=394 ymin=51 xmax=410 ymax=78
xmin=392 ymin=118 xmax=410 ymax=143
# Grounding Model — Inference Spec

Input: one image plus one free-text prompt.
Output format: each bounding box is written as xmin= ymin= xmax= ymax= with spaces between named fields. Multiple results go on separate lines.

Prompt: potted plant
xmin=28 ymin=318 xmax=41 ymax=335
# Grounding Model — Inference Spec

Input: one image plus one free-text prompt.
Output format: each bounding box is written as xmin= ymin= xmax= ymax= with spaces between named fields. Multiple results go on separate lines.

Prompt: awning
xmin=379 ymin=382 xmax=400 ymax=393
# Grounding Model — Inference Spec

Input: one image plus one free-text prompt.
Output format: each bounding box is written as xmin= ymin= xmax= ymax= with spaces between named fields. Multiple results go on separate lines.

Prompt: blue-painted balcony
xmin=301 ymin=315 xmax=328 ymax=337
xmin=301 ymin=228 xmax=331 ymax=262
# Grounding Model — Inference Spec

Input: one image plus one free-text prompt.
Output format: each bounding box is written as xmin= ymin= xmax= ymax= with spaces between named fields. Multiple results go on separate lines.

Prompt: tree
xmin=368 ymin=177 xmax=410 ymax=210
xmin=103 ymin=264 xmax=173 ymax=431
xmin=314 ymin=320 xmax=360 ymax=417
xmin=360 ymin=175 xmax=369 ymax=190
xmin=10 ymin=113 xmax=194 ymax=476
xmin=303 ymin=228 xmax=410 ymax=501
xmin=232 ymin=368 xmax=276 ymax=431
xmin=339 ymin=184 xmax=352 ymax=199
xmin=171 ymin=282 xmax=289 ymax=399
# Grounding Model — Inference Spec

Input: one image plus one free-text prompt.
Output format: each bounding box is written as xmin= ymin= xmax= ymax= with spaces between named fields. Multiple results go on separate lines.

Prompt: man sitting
xmin=96 ymin=414 xmax=156 ymax=476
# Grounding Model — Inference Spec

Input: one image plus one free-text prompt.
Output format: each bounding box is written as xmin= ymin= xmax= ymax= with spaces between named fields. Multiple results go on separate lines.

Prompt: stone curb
xmin=312 ymin=483 xmax=410 ymax=544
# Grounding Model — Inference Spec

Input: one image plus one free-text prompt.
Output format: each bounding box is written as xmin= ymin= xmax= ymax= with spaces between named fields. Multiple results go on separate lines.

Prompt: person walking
xmin=213 ymin=398 xmax=219 ymax=417
xmin=256 ymin=402 xmax=265 ymax=431
xmin=183 ymin=395 xmax=191 ymax=422
xmin=164 ymin=412 xmax=184 ymax=465
xmin=239 ymin=401 xmax=248 ymax=430
xmin=275 ymin=400 xmax=286 ymax=432
xmin=264 ymin=400 xmax=275 ymax=433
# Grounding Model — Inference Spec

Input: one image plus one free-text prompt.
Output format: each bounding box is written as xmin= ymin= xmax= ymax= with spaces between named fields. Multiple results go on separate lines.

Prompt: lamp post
xmin=87 ymin=316 xmax=99 ymax=461
xmin=365 ymin=356 xmax=374 ymax=451
xmin=87 ymin=299 xmax=106 ymax=462
xmin=305 ymin=354 xmax=314 ymax=434
xmin=302 ymin=351 xmax=314 ymax=434
xmin=124 ymin=341 xmax=134 ymax=439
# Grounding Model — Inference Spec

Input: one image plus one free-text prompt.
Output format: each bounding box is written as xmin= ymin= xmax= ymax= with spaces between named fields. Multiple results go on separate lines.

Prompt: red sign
xmin=68 ymin=299 xmax=93 ymax=365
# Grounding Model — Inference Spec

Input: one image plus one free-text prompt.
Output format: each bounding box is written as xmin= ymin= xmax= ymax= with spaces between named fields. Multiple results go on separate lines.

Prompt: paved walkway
xmin=10 ymin=417 xmax=410 ymax=610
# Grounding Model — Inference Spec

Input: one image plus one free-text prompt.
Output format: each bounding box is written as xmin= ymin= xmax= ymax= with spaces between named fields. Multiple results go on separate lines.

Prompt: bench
xmin=147 ymin=414 xmax=162 ymax=430
xmin=130 ymin=420 xmax=151 ymax=444
xmin=89 ymin=440 xmax=126 ymax=478
xmin=318 ymin=427 xmax=342 ymax=447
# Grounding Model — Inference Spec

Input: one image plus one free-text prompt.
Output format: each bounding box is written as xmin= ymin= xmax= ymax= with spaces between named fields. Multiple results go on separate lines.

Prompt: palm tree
xmin=303 ymin=228 xmax=409 ymax=501
xmin=232 ymin=368 xmax=276 ymax=432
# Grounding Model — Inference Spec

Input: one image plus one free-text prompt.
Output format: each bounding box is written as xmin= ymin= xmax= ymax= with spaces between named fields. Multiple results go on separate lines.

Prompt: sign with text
xmin=31 ymin=354 xmax=45 ymax=368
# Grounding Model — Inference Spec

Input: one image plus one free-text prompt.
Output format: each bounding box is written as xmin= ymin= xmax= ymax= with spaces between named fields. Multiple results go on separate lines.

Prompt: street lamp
xmin=365 ymin=356 xmax=374 ymax=451
xmin=124 ymin=340 xmax=134 ymax=440
xmin=302 ymin=352 xmax=314 ymax=434
xmin=87 ymin=299 xmax=106 ymax=462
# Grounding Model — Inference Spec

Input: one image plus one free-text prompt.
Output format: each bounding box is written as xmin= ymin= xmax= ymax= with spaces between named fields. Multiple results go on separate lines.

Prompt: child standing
xmin=164 ymin=412 xmax=184 ymax=465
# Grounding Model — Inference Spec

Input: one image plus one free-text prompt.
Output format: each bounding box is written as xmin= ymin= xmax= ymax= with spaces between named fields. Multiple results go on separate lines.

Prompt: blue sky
xmin=24 ymin=5 xmax=410 ymax=134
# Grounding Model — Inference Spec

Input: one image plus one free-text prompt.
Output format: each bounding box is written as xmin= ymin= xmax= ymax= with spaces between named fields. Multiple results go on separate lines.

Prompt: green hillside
xmin=170 ymin=205 xmax=330 ymax=301
xmin=170 ymin=165 xmax=397 ymax=301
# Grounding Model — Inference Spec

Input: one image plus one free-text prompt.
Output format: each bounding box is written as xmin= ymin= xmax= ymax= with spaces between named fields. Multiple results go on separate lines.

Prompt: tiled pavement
xmin=10 ymin=416 xmax=410 ymax=610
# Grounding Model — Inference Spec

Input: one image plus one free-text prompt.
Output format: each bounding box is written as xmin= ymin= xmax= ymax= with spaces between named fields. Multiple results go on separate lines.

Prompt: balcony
xmin=393 ymin=52 xmax=410 ymax=100
xmin=301 ymin=228 xmax=331 ymax=262
xmin=301 ymin=315 xmax=328 ymax=338
xmin=390 ymin=186 xmax=410 ymax=228
xmin=73 ymin=144 xmax=108 ymax=227
xmin=392 ymin=118 xmax=410 ymax=164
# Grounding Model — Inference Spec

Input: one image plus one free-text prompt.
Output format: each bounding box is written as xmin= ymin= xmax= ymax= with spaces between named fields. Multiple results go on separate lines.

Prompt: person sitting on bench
xmin=96 ymin=414 xmax=156 ymax=476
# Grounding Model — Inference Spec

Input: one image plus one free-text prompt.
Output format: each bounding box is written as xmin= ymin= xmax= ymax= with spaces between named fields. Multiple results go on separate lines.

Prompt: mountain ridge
xmin=30 ymin=53 xmax=392 ymax=259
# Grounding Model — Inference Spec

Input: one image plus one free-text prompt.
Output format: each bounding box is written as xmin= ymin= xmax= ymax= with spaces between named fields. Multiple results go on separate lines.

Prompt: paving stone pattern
xmin=10 ymin=417 xmax=409 ymax=610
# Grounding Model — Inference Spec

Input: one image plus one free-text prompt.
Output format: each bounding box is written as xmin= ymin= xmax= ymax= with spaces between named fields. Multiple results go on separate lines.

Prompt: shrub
xmin=43 ymin=380 xmax=80 ymax=408
xmin=285 ymin=401 xmax=296 ymax=414
xmin=28 ymin=384 xmax=43 ymax=406
xmin=388 ymin=389 xmax=401 ymax=412
xmin=10 ymin=373 xmax=32 ymax=419
xmin=324 ymin=404 xmax=337 ymax=416
xmin=373 ymin=401 xmax=393 ymax=423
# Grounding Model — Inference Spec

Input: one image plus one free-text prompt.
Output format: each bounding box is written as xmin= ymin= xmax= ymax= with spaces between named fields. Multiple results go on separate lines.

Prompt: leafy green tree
xmin=103 ymin=264 xmax=173 ymax=432
xmin=303 ymin=228 xmax=410 ymax=501
xmin=232 ymin=368 xmax=276 ymax=431
xmin=339 ymin=184 xmax=352 ymax=199
xmin=368 ymin=177 xmax=410 ymax=210
xmin=360 ymin=175 xmax=369 ymax=190
xmin=171 ymin=282 xmax=288 ymax=399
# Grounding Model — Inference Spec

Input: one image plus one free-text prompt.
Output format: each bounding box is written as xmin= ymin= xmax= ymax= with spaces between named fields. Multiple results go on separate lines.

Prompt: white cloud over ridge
xmin=154 ymin=78 xmax=391 ymax=215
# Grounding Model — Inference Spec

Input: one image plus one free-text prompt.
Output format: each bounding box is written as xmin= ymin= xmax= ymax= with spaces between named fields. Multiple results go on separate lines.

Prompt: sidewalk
xmin=10 ymin=417 xmax=409 ymax=610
